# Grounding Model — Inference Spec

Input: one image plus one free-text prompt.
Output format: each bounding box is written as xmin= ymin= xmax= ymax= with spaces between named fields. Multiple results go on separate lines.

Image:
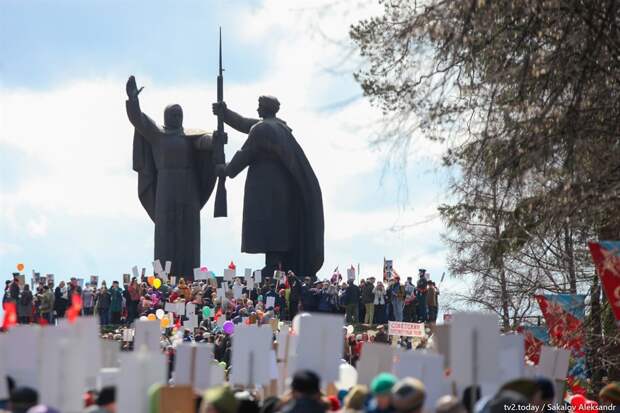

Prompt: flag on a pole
xmin=588 ymin=241 xmax=620 ymax=324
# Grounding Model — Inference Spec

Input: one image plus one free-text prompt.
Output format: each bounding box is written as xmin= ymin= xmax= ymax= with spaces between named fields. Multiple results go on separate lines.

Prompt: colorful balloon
xmin=202 ymin=307 xmax=212 ymax=318
xmin=223 ymin=320 xmax=235 ymax=335
xmin=153 ymin=278 xmax=162 ymax=289
xmin=147 ymin=276 xmax=155 ymax=286
xmin=139 ymin=315 xmax=148 ymax=321
xmin=161 ymin=318 xmax=170 ymax=328
xmin=147 ymin=313 xmax=156 ymax=321
xmin=16 ymin=263 xmax=25 ymax=272
xmin=155 ymin=309 xmax=165 ymax=320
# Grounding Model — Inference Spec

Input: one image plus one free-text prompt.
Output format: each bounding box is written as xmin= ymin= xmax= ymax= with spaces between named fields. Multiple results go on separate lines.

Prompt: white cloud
xmin=1 ymin=0 xmax=454 ymax=294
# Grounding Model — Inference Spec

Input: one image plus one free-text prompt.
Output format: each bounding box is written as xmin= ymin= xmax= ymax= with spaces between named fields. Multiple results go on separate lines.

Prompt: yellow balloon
xmin=161 ymin=318 xmax=170 ymax=328
xmin=147 ymin=313 xmax=156 ymax=321
xmin=153 ymin=278 xmax=162 ymax=289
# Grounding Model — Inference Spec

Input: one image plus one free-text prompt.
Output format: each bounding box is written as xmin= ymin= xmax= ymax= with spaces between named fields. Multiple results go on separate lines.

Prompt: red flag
xmin=1 ymin=302 xmax=17 ymax=330
xmin=67 ymin=293 xmax=83 ymax=323
xmin=588 ymin=241 xmax=620 ymax=324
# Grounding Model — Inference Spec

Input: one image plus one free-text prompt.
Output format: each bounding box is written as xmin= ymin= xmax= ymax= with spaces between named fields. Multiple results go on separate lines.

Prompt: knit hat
xmin=391 ymin=377 xmax=426 ymax=412
xmin=371 ymin=373 xmax=398 ymax=395
xmin=344 ymin=385 xmax=369 ymax=410
xmin=201 ymin=385 xmax=238 ymax=413
xmin=599 ymin=382 xmax=620 ymax=404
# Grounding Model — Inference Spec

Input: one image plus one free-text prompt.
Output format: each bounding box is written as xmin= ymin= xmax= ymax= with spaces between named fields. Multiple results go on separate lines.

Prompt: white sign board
xmin=230 ymin=326 xmax=273 ymax=387
xmin=388 ymin=321 xmax=426 ymax=337
xmin=292 ymin=314 xmax=344 ymax=384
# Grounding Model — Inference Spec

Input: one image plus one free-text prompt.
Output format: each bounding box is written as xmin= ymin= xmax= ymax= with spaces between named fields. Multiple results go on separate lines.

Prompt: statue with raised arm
xmin=212 ymin=96 xmax=324 ymax=278
xmin=126 ymin=75 xmax=218 ymax=280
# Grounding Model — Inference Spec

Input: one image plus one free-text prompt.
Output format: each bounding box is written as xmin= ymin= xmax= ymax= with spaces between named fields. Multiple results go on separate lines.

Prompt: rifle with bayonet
xmin=213 ymin=27 xmax=227 ymax=218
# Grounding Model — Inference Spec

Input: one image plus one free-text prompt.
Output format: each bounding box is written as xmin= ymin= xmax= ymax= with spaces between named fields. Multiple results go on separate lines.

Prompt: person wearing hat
xmin=85 ymin=386 xmax=116 ymax=413
xmin=342 ymin=384 xmax=369 ymax=413
xmin=391 ymin=378 xmax=426 ymax=413
xmin=435 ymin=395 xmax=467 ymax=413
xmin=200 ymin=385 xmax=238 ymax=413
xmin=599 ymin=382 xmax=620 ymax=413
xmin=279 ymin=370 xmax=327 ymax=413
xmin=374 ymin=324 xmax=389 ymax=343
xmin=8 ymin=387 xmax=38 ymax=413
xmin=389 ymin=277 xmax=406 ymax=322
xmin=368 ymin=373 xmax=398 ymax=413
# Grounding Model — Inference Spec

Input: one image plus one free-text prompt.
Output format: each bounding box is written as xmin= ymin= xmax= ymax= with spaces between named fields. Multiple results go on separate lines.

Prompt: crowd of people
xmin=2 ymin=360 xmax=619 ymax=413
xmin=2 ymin=268 xmax=439 ymax=328
xmin=5 ymin=269 xmax=618 ymax=413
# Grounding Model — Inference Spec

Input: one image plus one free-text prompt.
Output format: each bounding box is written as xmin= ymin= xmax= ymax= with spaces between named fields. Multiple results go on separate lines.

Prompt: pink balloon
xmin=223 ymin=320 xmax=235 ymax=335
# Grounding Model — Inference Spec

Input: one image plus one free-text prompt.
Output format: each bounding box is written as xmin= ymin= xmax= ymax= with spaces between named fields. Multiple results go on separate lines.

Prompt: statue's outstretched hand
xmin=212 ymin=102 xmax=227 ymax=116
xmin=126 ymin=75 xmax=144 ymax=99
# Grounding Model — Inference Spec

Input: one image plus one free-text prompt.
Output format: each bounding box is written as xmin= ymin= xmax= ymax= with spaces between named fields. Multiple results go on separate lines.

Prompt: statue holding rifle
xmin=212 ymin=94 xmax=325 ymax=278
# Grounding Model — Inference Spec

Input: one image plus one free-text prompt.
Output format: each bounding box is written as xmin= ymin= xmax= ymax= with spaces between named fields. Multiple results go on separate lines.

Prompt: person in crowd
xmin=110 ymin=281 xmax=125 ymax=325
xmin=264 ymin=284 xmax=278 ymax=311
xmin=68 ymin=277 xmax=82 ymax=300
xmin=367 ymin=372 xmax=397 ymax=413
xmin=362 ymin=277 xmax=375 ymax=325
xmin=54 ymin=281 xmax=68 ymax=319
xmin=82 ymin=282 xmax=95 ymax=316
xmin=199 ymin=385 xmax=238 ymax=413
xmin=287 ymin=271 xmax=302 ymax=320
xmin=85 ymin=386 xmax=116 ymax=413
xmin=316 ymin=281 xmax=330 ymax=313
xmin=126 ymin=278 xmax=141 ymax=324
xmin=279 ymin=370 xmax=327 ymax=413
xmin=17 ymin=284 xmax=33 ymax=324
xmin=8 ymin=274 xmax=21 ymax=304
xmin=177 ymin=277 xmax=192 ymax=300
xmin=391 ymin=378 xmax=425 ymax=413
xmin=96 ymin=282 xmax=111 ymax=325
xmin=599 ymin=382 xmax=620 ymax=413
xmin=8 ymin=387 xmax=38 ymax=413
xmin=2 ymin=280 xmax=12 ymax=307
xmin=39 ymin=285 xmax=55 ymax=324
xmin=389 ymin=277 xmax=406 ymax=322
xmin=415 ymin=271 xmax=428 ymax=323
xmin=342 ymin=385 xmax=369 ymax=413
xmin=435 ymin=395 xmax=467 ymax=413
xmin=343 ymin=279 xmax=360 ymax=324
xmin=374 ymin=324 xmax=389 ymax=343
xmin=300 ymin=277 xmax=317 ymax=312
xmin=426 ymin=281 xmax=439 ymax=324
xmin=403 ymin=277 xmax=416 ymax=322
xmin=461 ymin=385 xmax=480 ymax=413
xmin=373 ymin=281 xmax=387 ymax=324
xmin=534 ymin=378 xmax=555 ymax=413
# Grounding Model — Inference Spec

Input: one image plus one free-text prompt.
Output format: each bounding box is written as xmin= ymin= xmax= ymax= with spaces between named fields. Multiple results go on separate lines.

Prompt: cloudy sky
xmin=0 ymin=0 xmax=460 ymax=297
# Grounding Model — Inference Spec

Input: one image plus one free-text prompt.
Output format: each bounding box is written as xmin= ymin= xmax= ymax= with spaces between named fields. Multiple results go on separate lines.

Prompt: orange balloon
xmin=147 ymin=276 xmax=155 ymax=286
xmin=16 ymin=263 xmax=24 ymax=272
xmin=161 ymin=318 xmax=170 ymax=328
xmin=147 ymin=313 xmax=156 ymax=321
